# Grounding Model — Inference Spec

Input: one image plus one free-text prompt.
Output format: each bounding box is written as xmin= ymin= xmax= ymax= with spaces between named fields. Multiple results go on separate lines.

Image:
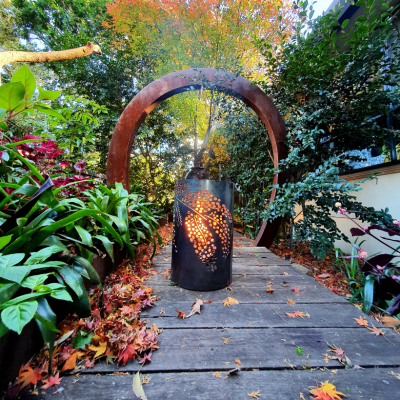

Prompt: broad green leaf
xmin=33 ymin=104 xmax=64 ymax=120
xmin=72 ymin=330 xmax=93 ymax=349
xmin=58 ymin=266 xmax=83 ymax=298
xmin=93 ymin=235 xmax=114 ymax=262
xmin=0 ymin=292 xmax=47 ymax=309
xmin=0 ymin=282 xmax=20 ymax=304
xmin=21 ymin=273 xmax=51 ymax=289
xmin=50 ymin=289 xmax=73 ymax=302
xmin=0 ymin=253 xmax=25 ymax=268
xmin=362 ymin=276 xmax=375 ymax=314
xmin=38 ymin=86 xmax=61 ymax=101
xmin=35 ymin=297 xmax=59 ymax=344
xmin=0 ymin=82 xmax=25 ymax=111
xmin=1 ymin=300 xmax=38 ymax=334
xmin=0 ymin=235 xmax=12 ymax=251
xmin=341 ymin=19 xmax=349 ymax=28
xmin=25 ymin=245 xmax=63 ymax=265
xmin=10 ymin=65 xmax=36 ymax=100
xmin=71 ymin=255 xmax=100 ymax=285
xmin=0 ymin=266 xmax=30 ymax=284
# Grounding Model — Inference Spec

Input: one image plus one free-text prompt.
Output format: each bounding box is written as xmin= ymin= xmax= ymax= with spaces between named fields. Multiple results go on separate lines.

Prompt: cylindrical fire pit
xmin=171 ymin=179 xmax=233 ymax=291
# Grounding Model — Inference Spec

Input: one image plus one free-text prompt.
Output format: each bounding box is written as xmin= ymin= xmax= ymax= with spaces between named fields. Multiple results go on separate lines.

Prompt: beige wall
xmin=294 ymin=171 xmax=400 ymax=255
xmin=333 ymin=172 xmax=400 ymax=255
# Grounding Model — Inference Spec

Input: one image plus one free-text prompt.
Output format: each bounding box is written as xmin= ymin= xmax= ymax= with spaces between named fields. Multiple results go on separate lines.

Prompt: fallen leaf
xmin=212 ymin=371 xmax=221 ymax=378
xmin=248 ymin=323 xmax=253 ymax=327
xmin=288 ymin=299 xmax=295 ymax=305
xmin=186 ymin=299 xmax=212 ymax=318
xmin=292 ymin=288 xmax=301 ymax=293
xmin=368 ymin=325 xmax=384 ymax=336
xmin=89 ymin=342 xmax=107 ymax=358
xmin=176 ymin=310 xmax=186 ymax=318
xmin=132 ymin=371 xmax=147 ymax=400
xmin=381 ymin=316 xmax=400 ymax=328
xmin=318 ymin=274 xmax=331 ymax=278
xmin=159 ymin=310 xmax=165 ymax=314
xmin=300 ymin=393 xmax=305 ymax=400
xmin=234 ymin=359 xmax=241 ymax=366
xmin=61 ymin=352 xmax=78 ymax=372
xmin=285 ymin=311 xmax=310 ymax=319
xmin=85 ymin=359 xmax=94 ymax=368
xmin=223 ymin=297 xmax=239 ymax=306
xmin=223 ymin=362 xmax=230 ymax=365
xmin=42 ymin=373 xmax=62 ymax=389
xmin=389 ymin=371 xmax=400 ymax=380
xmin=309 ymin=380 xmax=346 ymax=400
xmin=222 ymin=337 xmax=232 ymax=344
xmin=141 ymin=375 xmax=151 ymax=385
xmin=267 ymin=281 xmax=273 ymax=285
xmin=248 ymin=390 xmax=261 ymax=399
xmin=282 ymin=272 xmax=289 ymax=275
xmin=224 ymin=366 xmax=241 ymax=379
xmin=266 ymin=288 xmax=274 ymax=293
xmin=354 ymin=316 xmax=369 ymax=327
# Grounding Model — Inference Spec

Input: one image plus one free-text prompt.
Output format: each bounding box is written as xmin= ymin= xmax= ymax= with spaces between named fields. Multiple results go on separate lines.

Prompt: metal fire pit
xmin=171 ymin=179 xmax=234 ymax=291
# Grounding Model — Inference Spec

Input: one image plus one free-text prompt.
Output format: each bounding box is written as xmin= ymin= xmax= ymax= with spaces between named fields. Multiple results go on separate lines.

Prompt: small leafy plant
xmin=335 ymin=203 xmax=400 ymax=317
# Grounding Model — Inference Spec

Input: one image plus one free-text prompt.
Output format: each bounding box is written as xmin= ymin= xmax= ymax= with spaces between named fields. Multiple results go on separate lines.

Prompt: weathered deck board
xmin=89 ymin=327 xmax=400 ymax=374
xmin=35 ymin=232 xmax=400 ymax=399
xmin=141 ymin=303 xmax=378 ymax=329
xmin=31 ymin=368 xmax=400 ymax=400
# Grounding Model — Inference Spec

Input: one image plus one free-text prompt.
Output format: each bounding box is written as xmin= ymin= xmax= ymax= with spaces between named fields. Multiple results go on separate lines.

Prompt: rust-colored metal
xmin=106 ymin=68 xmax=287 ymax=247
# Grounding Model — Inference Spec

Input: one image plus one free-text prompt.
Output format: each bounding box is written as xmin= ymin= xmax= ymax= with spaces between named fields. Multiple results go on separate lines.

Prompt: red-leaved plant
xmin=335 ymin=202 xmax=400 ymax=316
xmin=12 ymin=134 xmax=95 ymax=196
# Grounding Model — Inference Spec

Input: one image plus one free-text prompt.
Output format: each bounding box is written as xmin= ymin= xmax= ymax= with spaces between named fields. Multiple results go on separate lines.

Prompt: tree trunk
xmin=0 ymin=42 xmax=102 ymax=84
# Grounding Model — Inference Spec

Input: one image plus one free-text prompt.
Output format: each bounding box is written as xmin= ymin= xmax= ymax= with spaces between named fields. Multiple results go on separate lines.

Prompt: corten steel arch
xmin=106 ymin=68 xmax=287 ymax=247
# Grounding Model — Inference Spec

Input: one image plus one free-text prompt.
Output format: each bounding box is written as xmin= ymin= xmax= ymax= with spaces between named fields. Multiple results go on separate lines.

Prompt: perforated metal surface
xmin=171 ymin=179 xmax=233 ymax=291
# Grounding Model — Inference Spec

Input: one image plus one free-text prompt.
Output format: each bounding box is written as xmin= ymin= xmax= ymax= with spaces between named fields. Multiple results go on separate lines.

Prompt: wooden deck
xmin=35 ymin=232 xmax=400 ymax=399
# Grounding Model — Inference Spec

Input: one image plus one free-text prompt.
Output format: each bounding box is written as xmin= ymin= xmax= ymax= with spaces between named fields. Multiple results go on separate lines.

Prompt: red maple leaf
xmin=118 ymin=344 xmax=136 ymax=365
xmin=41 ymin=373 xmax=62 ymax=389
xmin=176 ymin=310 xmax=186 ymax=318
xmin=139 ymin=352 xmax=152 ymax=364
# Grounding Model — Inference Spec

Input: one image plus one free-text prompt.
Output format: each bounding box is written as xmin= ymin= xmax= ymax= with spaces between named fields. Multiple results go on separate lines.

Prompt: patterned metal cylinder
xmin=171 ymin=179 xmax=234 ymax=291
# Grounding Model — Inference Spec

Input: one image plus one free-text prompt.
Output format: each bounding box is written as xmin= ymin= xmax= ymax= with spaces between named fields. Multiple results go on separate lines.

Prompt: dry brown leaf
xmin=267 ymin=281 xmax=273 ymax=285
xmin=389 ymin=371 xmax=400 ymax=380
xmin=212 ymin=371 xmax=221 ymax=378
xmin=140 ymin=375 xmax=151 ymax=384
xmin=222 ymin=337 xmax=232 ymax=344
xmin=234 ymin=359 xmax=241 ymax=366
xmin=318 ymin=274 xmax=331 ymax=278
xmin=288 ymin=299 xmax=295 ymax=305
xmin=266 ymin=288 xmax=274 ymax=293
xmin=368 ymin=325 xmax=385 ymax=336
xmin=186 ymin=299 xmax=204 ymax=318
xmin=224 ymin=366 xmax=241 ymax=379
xmin=248 ymin=390 xmax=261 ymax=399
xmin=381 ymin=316 xmax=400 ymax=328
xmin=299 ymin=393 xmax=305 ymax=400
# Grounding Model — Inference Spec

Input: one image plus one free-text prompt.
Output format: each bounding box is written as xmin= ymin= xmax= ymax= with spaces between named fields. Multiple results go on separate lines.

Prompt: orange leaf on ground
xmin=266 ymin=288 xmax=274 ymax=293
xmin=18 ymin=363 xmax=42 ymax=390
xmin=381 ymin=316 xmax=400 ymax=328
xmin=285 ymin=311 xmax=310 ymax=319
xmin=61 ymin=352 xmax=78 ymax=372
xmin=288 ymin=299 xmax=295 ymax=304
xmin=223 ymin=297 xmax=239 ymax=306
xmin=248 ymin=390 xmax=261 ymax=399
xmin=41 ymin=373 xmax=62 ymax=389
xmin=234 ymin=359 xmax=241 ymax=366
xmin=309 ymin=381 xmax=346 ymax=400
xmin=354 ymin=316 xmax=368 ymax=327
xmin=368 ymin=325 xmax=385 ymax=336
xmin=89 ymin=342 xmax=107 ymax=358
xmin=176 ymin=310 xmax=186 ymax=318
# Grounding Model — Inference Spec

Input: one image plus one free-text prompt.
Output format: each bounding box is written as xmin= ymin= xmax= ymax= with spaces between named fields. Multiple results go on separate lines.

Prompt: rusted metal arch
xmin=106 ymin=68 xmax=287 ymax=247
